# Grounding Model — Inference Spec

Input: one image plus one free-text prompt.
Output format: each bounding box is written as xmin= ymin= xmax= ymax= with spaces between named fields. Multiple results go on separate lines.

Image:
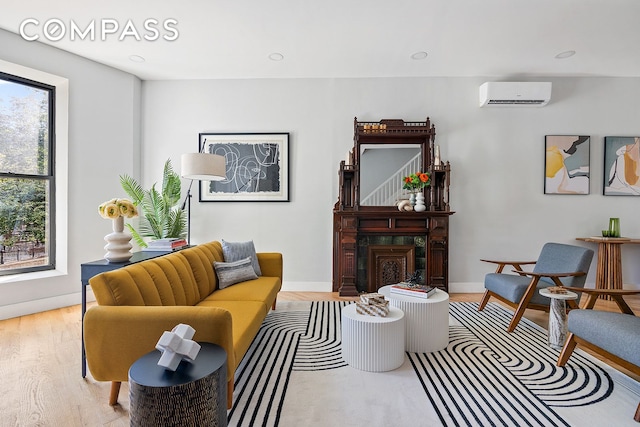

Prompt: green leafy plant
xmin=119 ymin=159 xmax=185 ymax=247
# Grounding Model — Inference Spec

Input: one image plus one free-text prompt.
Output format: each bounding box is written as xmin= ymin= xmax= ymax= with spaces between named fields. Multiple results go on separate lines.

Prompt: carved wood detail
xmin=367 ymin=245 xmax=415 ymax=293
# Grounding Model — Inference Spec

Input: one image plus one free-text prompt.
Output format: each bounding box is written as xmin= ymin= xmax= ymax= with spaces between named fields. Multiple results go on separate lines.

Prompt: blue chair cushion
xmin=568 ymin=310 xmax=640 ymax=367
xmin=484 ymin=273 xmax=551 ymax=306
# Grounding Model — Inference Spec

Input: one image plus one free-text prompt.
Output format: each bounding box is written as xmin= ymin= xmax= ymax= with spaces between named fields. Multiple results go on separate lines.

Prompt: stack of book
xmin=390 ymin=283 xmax=437 ymax=299
xmin=145 ymin=238 xmax=188 ymax=252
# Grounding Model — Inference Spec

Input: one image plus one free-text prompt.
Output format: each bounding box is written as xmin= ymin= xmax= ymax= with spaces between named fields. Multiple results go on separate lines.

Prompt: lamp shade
xmin=181 ymin=153 xmax=226 ymax=181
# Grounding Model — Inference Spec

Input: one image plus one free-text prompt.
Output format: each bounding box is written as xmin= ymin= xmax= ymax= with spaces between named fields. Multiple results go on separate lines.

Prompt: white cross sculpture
xmin=155 ymin=324 xmax=201 ymax=371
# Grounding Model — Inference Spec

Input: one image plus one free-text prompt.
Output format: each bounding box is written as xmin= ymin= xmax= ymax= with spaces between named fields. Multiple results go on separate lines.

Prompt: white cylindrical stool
xmin=379 ymin=286 xmax=449 ymax=353
xmin=539 ymin=288 xmax=579 ymax=350
xmin=341 ymin=304 xmax=405 ymax=372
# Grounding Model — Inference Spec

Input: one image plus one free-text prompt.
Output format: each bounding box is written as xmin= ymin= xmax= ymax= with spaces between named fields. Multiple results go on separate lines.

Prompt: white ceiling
xmin=2 ymin=0 xmax=640 ymax=81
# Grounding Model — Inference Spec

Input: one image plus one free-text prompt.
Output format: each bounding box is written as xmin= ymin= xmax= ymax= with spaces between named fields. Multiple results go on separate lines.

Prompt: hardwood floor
xmin=0 ymin=292 xmax=637 ymax=426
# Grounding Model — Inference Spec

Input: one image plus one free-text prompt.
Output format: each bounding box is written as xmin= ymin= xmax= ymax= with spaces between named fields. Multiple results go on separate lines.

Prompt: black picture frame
xmin=198 ymin=132 xmax=290 ymax=202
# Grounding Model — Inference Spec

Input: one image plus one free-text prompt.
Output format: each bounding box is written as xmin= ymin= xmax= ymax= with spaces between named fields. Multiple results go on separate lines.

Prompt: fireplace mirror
xmin=359 ymin=144 xmax=422 ymax=206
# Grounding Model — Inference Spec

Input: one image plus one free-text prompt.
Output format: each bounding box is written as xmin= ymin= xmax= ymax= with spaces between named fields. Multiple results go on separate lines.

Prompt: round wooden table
xmin=576 ymin=237 xmax=640 ymax=299
xmin=128 ymin=342 xmax=227 ymax=427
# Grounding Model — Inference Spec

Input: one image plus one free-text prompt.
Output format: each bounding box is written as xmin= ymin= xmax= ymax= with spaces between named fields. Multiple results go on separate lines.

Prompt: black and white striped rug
xmin=228 ymin=301 xmax=640 ymax=426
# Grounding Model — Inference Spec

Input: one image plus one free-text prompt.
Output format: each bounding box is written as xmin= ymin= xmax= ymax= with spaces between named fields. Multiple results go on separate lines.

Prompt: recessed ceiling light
xmin=268 ymin=52 xmax=284 ymax=61
xmin=129 ymin=55 xmax=146 ymax=63
xmin=555 ymin=50 xmax=576 ymax=59
xmin=411 ymin=51 xmax=428 ymax=60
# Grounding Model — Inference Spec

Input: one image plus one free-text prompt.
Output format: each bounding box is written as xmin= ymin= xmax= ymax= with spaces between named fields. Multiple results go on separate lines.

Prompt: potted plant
xmin=120 ymin=159 xmax=186 ymax=248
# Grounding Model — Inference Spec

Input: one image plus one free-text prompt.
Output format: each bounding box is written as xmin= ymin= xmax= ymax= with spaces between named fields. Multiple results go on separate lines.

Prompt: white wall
xmin=143 ymin=77 xmax=640 ymax=292
xmin=0 ymin=29 xmax=141 ymax=319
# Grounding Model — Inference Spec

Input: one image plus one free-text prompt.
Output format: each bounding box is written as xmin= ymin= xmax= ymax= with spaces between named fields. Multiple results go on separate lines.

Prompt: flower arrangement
xmin=402 ymin=172 xmax=431 ymax=192
xmin=98 ymin=198 xmax=138 ymax=220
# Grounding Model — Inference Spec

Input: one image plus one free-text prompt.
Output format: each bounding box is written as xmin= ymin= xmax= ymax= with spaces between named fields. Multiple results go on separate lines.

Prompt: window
xmin=0 ymin=72 xmax=55 ymax=275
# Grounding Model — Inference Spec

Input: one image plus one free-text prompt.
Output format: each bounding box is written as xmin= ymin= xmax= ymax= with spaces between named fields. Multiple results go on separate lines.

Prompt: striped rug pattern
xmin=227 ymin=301 xmax=623 ymax=427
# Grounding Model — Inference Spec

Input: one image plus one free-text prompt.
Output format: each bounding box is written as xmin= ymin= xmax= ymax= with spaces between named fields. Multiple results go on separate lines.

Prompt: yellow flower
xmin=118 ymin=199 xmax=138 ymax=218
xmin=102 ymin=203 xmax=120 ymax=219
xmin=98 ymin=198 xmax=138 ymax=219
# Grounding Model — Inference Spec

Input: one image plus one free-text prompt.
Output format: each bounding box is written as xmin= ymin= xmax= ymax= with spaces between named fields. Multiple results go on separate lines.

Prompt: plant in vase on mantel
xmin=402 ymin=172 xmax=430 ymax=212
xmin=98 ymin=198 xmax=138 ymax=262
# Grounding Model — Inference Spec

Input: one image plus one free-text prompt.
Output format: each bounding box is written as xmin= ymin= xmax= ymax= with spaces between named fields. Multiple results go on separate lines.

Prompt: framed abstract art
xmin=544 ymin=135 xmax=590 ymax=194
xmin=198 ymin=132 xmax=290 ymax=202
xmin=603 ymin=136 xmax=640 ymax=196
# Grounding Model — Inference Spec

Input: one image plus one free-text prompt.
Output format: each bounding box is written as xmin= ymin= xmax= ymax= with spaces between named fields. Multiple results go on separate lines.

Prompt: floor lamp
xmin=180 ymin=152 xmax=226 ymax=245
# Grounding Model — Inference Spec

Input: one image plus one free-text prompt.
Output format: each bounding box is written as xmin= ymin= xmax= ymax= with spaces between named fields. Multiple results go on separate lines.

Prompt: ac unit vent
xmin=487 ymin=99 xmax=547 ymax=105
xmin=479 ymin=82 xmax=552 ymax=107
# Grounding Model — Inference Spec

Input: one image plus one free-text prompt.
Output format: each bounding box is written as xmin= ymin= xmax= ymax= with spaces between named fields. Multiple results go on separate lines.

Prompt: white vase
xmin=104 ymin=216 xmax=133 ymax=262
xmin=409 ymin=193 xmax=416 ymax=207
xmin=414 ymin=192 xmax=427 ymax=212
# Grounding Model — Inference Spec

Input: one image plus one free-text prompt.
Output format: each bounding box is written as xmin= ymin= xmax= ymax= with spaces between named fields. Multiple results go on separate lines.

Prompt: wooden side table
xmin=128 ymin=342 xmax=227 ymax=427
xmin=576 ymin=237 xmax=640 ymax=299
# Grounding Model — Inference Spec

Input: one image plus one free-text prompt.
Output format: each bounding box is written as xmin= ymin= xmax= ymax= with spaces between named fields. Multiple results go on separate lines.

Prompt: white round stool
xmin=379 ymin=285 xmax=449 ymax=353
xmin=341 ymin=304 xmax=405 ymax=372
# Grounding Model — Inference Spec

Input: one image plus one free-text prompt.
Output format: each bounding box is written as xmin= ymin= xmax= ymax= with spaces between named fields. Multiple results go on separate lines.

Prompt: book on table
xmin=144 ymin=238 xmax=188 ymax=251
xmin=390 ymin=283 xmax=437 ymax=299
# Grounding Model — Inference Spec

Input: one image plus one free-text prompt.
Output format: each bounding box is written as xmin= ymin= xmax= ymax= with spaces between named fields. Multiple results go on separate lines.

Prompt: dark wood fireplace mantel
xmin=332 ymin=118 xmax=453 ymax=296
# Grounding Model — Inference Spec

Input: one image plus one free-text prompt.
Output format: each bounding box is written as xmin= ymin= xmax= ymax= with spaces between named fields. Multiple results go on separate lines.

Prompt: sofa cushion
xmin=196 ymin=300 xmax=267 ymax=365
xmin=214 ymin=257 xmax=258 ymax=289
xmin=222 ymin=239 xmax=262 ymax=276
xmin=568 ymin=310 xmax=640 ymax=367
xmin=202 ymin=276 xmax=281 ymax=314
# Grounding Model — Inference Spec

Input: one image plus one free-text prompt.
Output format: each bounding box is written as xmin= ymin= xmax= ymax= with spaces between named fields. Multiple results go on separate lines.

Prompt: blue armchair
xmin=556 ymin=287 xmax=640 ymax=422
xmin=478 ymin=242 xmax=594 ymax=332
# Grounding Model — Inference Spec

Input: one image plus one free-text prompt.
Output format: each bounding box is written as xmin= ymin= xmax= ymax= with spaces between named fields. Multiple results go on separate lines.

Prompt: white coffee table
xmin=341 ymin=304 xmax=405 ymax=372
xmin=539 ymin=287 xmax=579 ymax=350
xmin=378 ymin=285 xmax=449 ymax=353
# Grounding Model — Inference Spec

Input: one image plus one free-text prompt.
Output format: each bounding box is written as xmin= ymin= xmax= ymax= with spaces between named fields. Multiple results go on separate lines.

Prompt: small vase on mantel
xmin=414 ymin=192 xmax=427 ymax=212
xmin=104 ymin=216 xmax=133 ymax=262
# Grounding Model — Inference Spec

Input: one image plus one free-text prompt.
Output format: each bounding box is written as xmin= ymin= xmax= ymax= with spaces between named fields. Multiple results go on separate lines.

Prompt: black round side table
xmin=128 ymin=342 xmax=227 ymax=427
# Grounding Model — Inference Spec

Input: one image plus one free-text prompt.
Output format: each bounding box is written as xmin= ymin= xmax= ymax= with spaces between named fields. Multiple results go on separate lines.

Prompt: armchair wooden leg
xmin=478 ymin=290 xmax=492 ymax=311
xmin=634 ymin=402 xmax=640 ymax=422
xmin=557 ymin=333 xmax=578 ymax=366
xmin=109 ymin=381 xmax=121 ymax=406
xmin=272 ymin=297 xmax=277 ymax=310
xmin=507 ymin=308 xmax=527 ymax=333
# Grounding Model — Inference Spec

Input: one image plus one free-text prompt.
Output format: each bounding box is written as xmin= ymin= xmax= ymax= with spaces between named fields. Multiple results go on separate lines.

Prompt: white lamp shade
xmin=181 ymin=153 xmax=226 ymax=181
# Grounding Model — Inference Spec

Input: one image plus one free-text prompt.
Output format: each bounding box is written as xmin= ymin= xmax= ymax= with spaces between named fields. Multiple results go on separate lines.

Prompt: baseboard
xmin=0 ymin=292 xmax=83 ymax=321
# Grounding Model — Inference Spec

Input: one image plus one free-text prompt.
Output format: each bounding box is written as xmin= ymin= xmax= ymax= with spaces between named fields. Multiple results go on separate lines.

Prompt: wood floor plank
xmin=0 ymin=292 xmax=637 ymax=425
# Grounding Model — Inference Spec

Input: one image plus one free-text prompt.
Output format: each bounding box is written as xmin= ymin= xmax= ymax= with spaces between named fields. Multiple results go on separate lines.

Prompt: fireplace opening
xmin=356 ymin=236 xmax=426 ymax=293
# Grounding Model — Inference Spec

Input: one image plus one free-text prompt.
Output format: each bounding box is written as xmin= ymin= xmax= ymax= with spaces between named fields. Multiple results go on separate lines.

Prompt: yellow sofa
xmin=83 ymin=241 xmax=282 ymax=408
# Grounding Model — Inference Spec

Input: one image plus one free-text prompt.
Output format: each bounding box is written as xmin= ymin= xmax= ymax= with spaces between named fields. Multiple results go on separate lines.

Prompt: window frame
xmin=0 ymin=71 xmax=56 ymax=276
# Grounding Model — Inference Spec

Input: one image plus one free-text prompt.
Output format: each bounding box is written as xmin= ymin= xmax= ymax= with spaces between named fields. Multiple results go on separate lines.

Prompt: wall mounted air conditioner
xmin=479 ymin=82 xmax=552 ymax=107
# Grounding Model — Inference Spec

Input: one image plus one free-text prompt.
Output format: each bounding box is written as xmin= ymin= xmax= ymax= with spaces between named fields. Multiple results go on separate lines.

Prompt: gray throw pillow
xmin=221 ymin=239 xmax=262 ymax=276
xmin=213 ymin=257 xmax=258 ymax=289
